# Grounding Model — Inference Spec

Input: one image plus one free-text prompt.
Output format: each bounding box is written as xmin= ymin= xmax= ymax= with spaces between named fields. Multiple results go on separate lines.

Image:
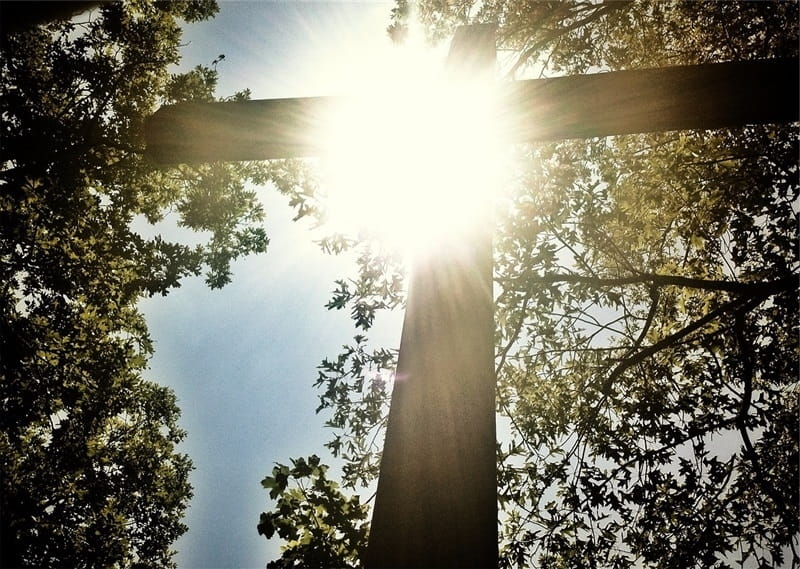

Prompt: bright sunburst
xmin=318 ymin=34 xmax=504 ymax=255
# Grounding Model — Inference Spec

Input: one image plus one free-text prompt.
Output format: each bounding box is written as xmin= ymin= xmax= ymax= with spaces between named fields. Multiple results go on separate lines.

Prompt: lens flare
xmin=318 ymin=42 xmax=504 ymax=255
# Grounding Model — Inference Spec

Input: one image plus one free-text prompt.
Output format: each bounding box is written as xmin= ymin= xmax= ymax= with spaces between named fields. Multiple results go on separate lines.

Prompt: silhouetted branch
xmin=496 ymin=287 xmax=534 ymax=376
xmin=733 ymin=310 xmax=794 ymax=528
xmin=598 ymin=294 xmax=757 ymax=397
xmin=506 ymin=2 xmax=629 ymax=78
xmin=520 ymin=272 xmax=797 ymax=296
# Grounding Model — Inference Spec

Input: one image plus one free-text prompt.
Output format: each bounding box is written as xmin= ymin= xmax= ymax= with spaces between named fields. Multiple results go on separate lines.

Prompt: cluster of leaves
xmin=258 ymin=455 xmax=369 ymax=569
xmin=315 ymin=334 xmax=396 ymax=489
xmin=0 ymin=2 xmax=301 ymax=567
xmin=493 ymin=127 xmax=798 ymax=568
xmin=261 ymin=1 xmax=798 ymax=568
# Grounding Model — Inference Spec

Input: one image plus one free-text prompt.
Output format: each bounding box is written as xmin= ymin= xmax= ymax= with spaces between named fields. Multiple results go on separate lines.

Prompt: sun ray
xmin=316 ymin=33 xmax=505 ymax=257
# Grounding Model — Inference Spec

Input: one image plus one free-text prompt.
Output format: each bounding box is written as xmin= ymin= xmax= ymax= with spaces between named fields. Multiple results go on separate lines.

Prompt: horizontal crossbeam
xmin=146 ymin=58 xmax=798 ymax=164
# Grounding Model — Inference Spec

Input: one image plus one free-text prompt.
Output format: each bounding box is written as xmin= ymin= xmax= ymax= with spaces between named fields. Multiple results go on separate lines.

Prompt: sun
xmin=317 ymin=38 xmax=504 ymax=256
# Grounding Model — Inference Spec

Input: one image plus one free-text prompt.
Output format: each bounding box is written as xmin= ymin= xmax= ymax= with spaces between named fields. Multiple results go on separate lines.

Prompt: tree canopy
xmin=0 ymin=1 xmax=293 ymax=566
xmin=259 ymin=1 xmax=799 ymax=568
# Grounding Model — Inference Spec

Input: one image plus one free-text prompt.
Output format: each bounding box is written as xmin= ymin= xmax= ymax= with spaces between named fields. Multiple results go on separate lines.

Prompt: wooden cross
xmin=145 ymin=25 xmax=798 ymax=569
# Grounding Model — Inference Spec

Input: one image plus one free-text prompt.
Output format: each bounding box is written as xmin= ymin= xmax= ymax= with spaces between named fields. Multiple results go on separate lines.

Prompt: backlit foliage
xmin=1 ymin=1 xmax=286 ymax=566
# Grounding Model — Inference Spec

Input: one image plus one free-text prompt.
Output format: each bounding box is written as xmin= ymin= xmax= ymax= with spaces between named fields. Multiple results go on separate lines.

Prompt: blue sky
xmin=138 ymin=2 xmax=407 ymax=567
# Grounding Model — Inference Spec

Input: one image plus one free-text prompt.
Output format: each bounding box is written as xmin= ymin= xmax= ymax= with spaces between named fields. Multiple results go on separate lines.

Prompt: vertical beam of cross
xmin=364 ymin=25 xmax=499 ymax=569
